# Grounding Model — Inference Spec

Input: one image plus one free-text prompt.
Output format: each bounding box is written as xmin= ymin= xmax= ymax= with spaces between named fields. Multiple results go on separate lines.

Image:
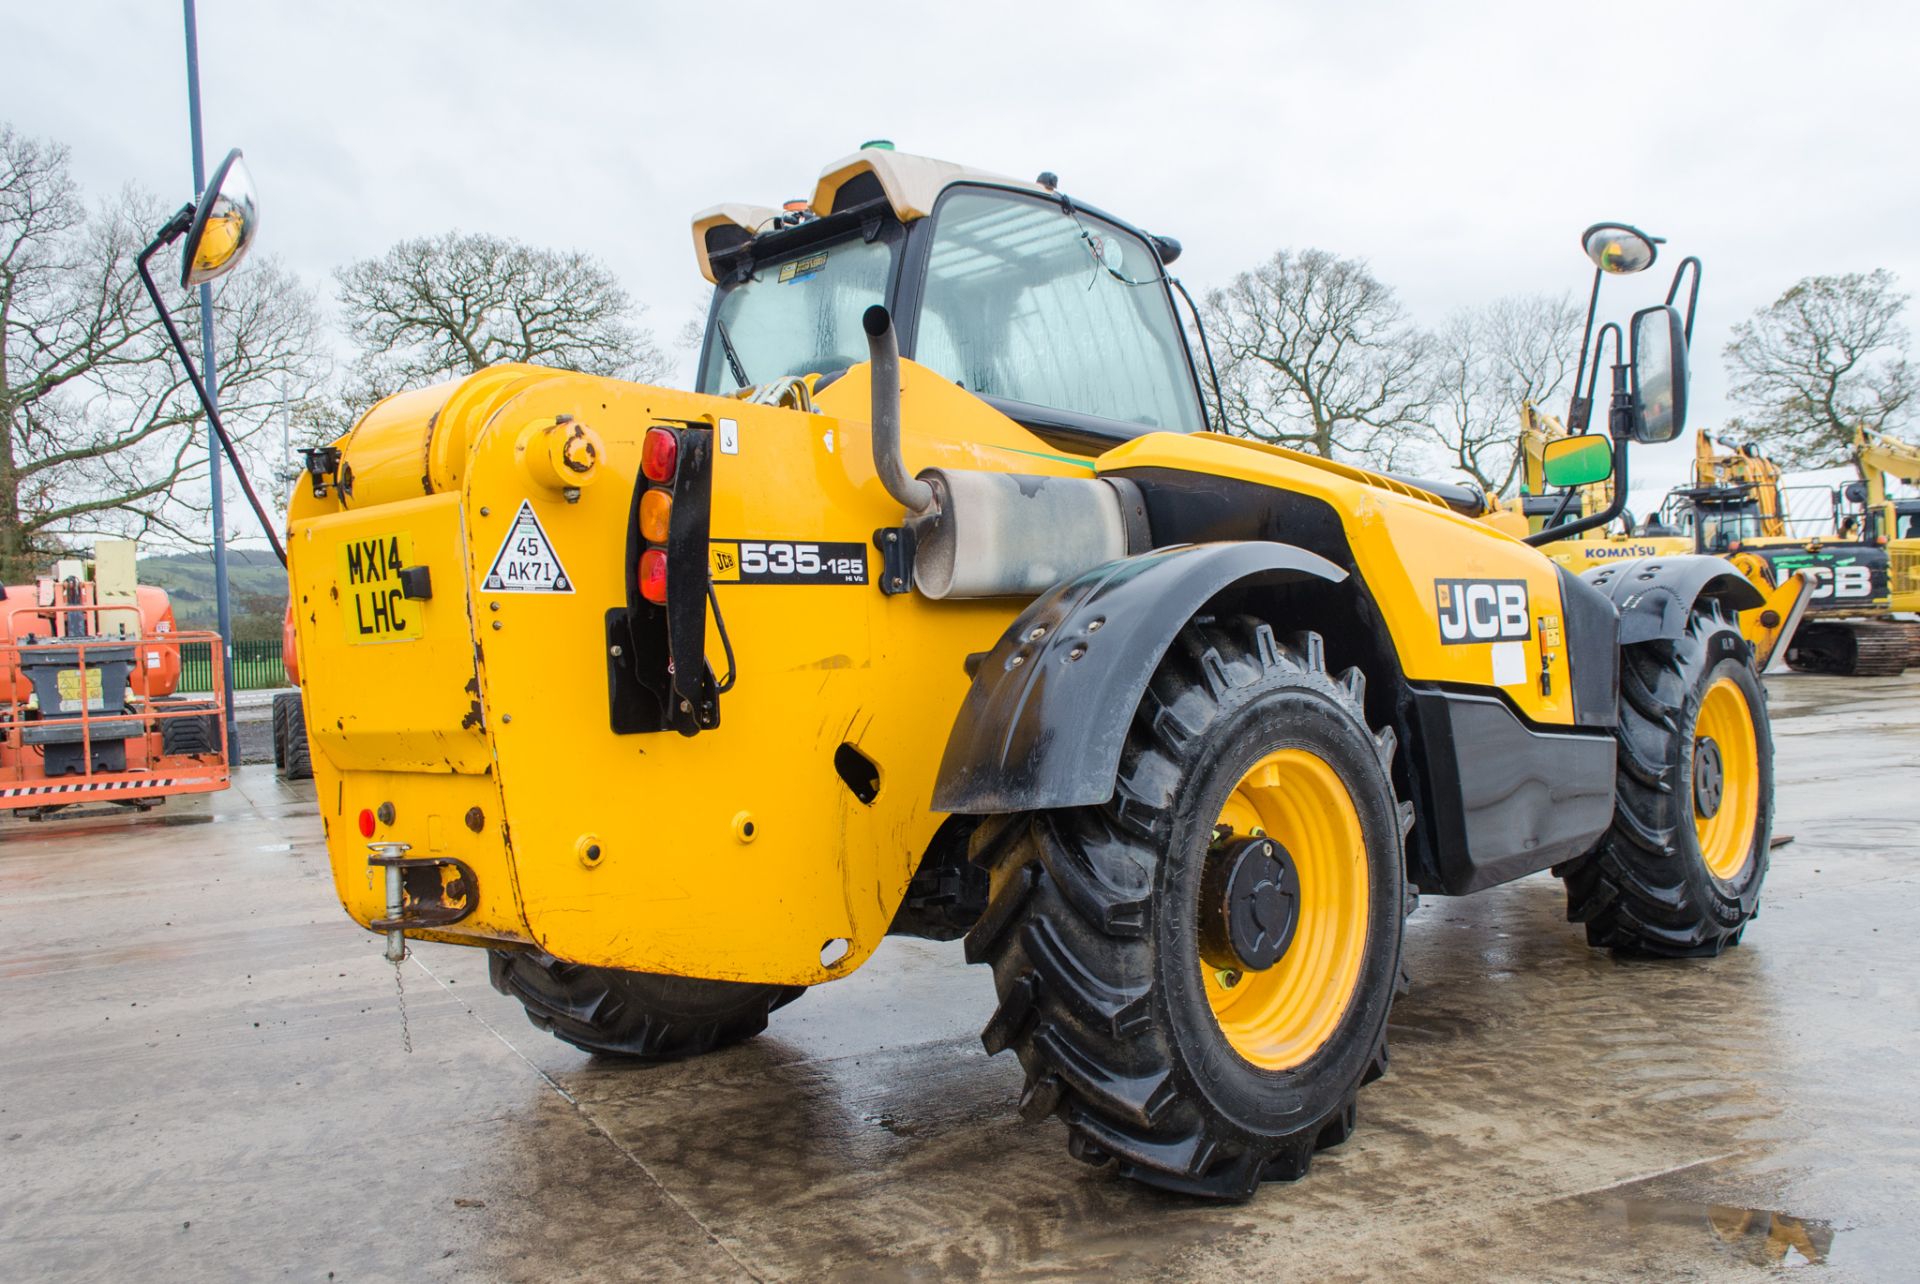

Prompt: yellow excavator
xmin=1494 ymin=413 xmax=1810 ymax=670
xmin=1768 ymin=425 xmax=1920 ymax=671
xmin=1651 ymin=427 xmax=1918 ymax=676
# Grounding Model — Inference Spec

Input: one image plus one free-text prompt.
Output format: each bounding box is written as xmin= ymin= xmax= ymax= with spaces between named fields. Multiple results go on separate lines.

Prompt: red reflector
xmin=640 ymin=548 xmax=668 ymax=604
xmin=642 ymin=428 xmax=679 ymax=483
xmin=358 ymin=808 xmax=376 ymax=838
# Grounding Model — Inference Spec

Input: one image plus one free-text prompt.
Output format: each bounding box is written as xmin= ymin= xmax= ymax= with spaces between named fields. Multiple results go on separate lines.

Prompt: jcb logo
xmin=1436 ymin=579 xmax=1531 ymax=645
xmin=1802 ymin=564 xmax=1874 ymax=602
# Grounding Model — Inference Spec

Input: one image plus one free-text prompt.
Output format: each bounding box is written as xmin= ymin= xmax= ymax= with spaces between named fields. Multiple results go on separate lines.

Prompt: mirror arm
xmin=1664 ymin=256 xmax=1703 ymax=346
xmin=135 ymin=228 xmax=288 ymax=568
xmin=1527 ymin=327 xmax=1629 ymax=547
xmin=155 ymin=201 xmax=196 ymax=243
xmin=1565 ymin=266 xmax=1604 ymax=434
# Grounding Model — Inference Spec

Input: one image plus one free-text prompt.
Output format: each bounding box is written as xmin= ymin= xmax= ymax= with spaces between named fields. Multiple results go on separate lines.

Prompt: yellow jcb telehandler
xmin=142 ymin=152 xmax=1778 ymax=1200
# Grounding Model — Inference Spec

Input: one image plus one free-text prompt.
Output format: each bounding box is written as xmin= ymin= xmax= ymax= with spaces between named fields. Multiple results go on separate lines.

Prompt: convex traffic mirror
xmin=181 ymin=148 xmax=258 ymax=288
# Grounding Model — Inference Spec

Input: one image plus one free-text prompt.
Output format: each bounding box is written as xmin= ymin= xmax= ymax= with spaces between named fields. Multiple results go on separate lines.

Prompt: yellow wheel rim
xmin=1204 ymin=749 xmax=1369 ymax=1071
xmin=1693 ymin=676 xmax=1760 ymax=881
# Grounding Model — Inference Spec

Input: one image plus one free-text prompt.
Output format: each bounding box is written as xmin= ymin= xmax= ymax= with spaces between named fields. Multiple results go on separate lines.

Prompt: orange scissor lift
xmin=0 ymin=549 xmax=231 ymax=817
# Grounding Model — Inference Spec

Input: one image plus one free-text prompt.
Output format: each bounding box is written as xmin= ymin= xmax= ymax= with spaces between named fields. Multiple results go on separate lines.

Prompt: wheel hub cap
xmin=1201 ymin=836 xmax=1301 ymax=972
xmin=1693 ymin=735 xmax=1724 ymax=819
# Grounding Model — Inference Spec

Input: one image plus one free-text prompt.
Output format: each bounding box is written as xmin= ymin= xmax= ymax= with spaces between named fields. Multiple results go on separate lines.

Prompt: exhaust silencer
xmin=862 ymin=304 xmax=1149 ymax=599
xmin=913 ymin=470 xmax=1146 ymax=598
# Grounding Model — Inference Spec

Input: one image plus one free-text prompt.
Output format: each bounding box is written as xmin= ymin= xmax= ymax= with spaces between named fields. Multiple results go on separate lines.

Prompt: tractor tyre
xmin=276 ymin=692 xmax=313 ymax=781
xmin=160 ymin=709 xmax=219 ymax=757
xmin=488 ymin=949 xmax=805 ymax=1060
xmin=965 ymin=618 xmax=1407 ymax=1201
xmin=1560 ymin=603 xmax=1772 ymax=956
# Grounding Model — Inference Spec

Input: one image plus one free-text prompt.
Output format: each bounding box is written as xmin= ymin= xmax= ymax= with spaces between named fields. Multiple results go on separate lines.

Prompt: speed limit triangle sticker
xmin=483 ymin=500 xmax=574 ymax=593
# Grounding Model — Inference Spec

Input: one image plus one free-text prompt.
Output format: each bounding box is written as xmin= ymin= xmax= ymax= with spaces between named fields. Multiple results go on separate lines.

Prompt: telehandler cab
xmin=147 ymin=148 xmax=1776 ymax=1200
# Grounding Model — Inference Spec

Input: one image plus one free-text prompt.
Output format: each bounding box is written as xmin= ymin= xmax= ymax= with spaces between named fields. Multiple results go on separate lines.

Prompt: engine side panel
xmin=1098 ymin=437 xmax=1582 ymax=727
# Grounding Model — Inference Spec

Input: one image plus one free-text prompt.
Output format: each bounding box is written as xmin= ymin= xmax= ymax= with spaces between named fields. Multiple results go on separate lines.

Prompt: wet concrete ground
xmin=2 ymin=671 xmax=1915 ymax=1282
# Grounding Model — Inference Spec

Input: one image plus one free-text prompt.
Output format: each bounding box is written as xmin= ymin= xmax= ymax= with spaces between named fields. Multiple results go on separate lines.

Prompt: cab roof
xmin=690 ymin=148 xmax=1048 ymax=285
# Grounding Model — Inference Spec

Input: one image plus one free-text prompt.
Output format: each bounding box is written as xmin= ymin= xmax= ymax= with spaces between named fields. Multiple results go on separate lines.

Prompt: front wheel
xmin=1561 ymin=603 xmax=1773 ymax=956
xmin=965 ymin=619 xmax=1407 ymax=1200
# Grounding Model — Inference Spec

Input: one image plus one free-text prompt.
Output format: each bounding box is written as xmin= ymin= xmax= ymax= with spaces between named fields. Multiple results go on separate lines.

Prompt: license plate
xmin=339 ymin=532 xmax=426 ymax=644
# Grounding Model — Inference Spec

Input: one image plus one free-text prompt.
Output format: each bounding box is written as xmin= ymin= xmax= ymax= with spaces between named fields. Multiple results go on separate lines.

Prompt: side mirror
xmin=180 ymin=148 xmax=258 ymax=288
xmin=1581 ymin=223 xmax=1660 ymax=275
xmin=1542 ymin=434 xmax=1615 ymax=489
xmin=1629 ymin=304 xmax=1688 ymax=443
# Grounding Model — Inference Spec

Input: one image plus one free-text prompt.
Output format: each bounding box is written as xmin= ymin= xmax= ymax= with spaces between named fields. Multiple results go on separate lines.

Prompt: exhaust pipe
xmin=862 ymin=306 xmax=935 ymax=514
xmin=859 ymin=304 xmax=1147 ymax=598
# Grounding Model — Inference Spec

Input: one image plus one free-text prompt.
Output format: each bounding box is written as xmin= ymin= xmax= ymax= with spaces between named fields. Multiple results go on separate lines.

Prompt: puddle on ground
xmin=1587 ymin=1197 xmax=1835 ymax=1268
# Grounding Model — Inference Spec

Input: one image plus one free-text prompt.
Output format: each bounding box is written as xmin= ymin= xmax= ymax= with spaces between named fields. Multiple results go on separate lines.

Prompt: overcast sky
xmin=11 ymin=1 xmax=1918 ymax=541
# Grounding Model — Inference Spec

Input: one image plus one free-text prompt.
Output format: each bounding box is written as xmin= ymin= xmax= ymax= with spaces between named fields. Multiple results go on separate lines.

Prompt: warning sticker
xmin=778 ymin=251 xmax=828 ymax=284
xmin=483 ymin=501 xmax=574 ymax=594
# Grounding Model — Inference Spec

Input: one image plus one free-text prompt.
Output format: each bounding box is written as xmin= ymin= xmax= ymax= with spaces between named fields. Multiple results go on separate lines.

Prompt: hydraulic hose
xmin=862 ymin=306 xmax=935 ymax=514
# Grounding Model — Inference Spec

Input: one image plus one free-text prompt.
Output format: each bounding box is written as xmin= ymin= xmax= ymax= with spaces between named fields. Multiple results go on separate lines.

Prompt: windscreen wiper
xmin=715 ymin=317 xmax=750 ymax=389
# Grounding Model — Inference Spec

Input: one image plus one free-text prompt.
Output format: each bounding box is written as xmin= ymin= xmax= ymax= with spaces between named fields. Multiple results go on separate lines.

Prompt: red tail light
xmin=639 ymin=548 xmax=668 ymax=604
xmin=642 ymin=428 xmax=679 ymax=483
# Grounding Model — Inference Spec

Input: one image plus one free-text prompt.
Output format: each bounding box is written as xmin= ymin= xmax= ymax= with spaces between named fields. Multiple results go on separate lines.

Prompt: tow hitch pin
xmin=369 ymin=841 xmax=411 ymax=962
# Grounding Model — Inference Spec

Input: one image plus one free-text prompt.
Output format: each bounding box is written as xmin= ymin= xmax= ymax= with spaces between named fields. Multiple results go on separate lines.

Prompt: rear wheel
xmin=1561 ymin=604 xmax=1772 ymax=956
xmin=965 ymin=619 xmax=1406 ymax=1200
xmin=276 ymin=692 xmax=312 ymax=781
xmin=488 ymin=950 xmax=804 ymax=1060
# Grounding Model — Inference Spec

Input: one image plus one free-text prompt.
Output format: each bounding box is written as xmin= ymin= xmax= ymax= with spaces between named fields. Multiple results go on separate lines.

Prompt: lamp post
xmin=182 ymin=0 xmax=239 ymax=754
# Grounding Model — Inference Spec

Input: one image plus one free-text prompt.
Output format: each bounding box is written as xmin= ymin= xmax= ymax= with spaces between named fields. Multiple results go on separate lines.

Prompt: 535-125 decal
xmin=709 ymin=539 xmax=868 ymax=586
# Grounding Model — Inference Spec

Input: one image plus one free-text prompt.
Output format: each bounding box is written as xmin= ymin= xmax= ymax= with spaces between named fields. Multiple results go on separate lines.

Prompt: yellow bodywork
xmin=290 ymin=364 xmax=1589 ymax=986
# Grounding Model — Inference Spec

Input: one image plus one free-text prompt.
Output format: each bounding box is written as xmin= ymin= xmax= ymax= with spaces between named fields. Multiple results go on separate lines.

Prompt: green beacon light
xmin=860 ymin=139 xmax=895 ymax=151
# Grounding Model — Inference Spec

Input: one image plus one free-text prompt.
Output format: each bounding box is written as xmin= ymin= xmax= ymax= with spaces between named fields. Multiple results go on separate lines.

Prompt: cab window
xmin=914 ymin=188 xmax=1200 ymax=432
xmin=698 ymin=235 xmax=893 ymax=393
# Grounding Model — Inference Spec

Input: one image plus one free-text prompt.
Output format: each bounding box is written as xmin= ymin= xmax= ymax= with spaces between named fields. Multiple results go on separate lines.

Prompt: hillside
xmin=137 ymin=548 xmax=288 ymax=631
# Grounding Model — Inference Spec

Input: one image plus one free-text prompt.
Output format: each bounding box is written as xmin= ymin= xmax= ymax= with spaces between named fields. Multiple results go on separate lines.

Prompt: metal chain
xmin=392 ymin=953 xmax=413 ymax=1055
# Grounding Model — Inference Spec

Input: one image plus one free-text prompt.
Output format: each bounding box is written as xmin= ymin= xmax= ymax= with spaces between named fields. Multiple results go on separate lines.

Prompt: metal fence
xmin=178 ymin=638 xmax=288 ymax=692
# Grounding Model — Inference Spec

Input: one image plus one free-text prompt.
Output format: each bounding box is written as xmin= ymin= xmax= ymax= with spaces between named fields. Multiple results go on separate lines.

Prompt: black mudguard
xmin=1582 ymin=555 xmax=1766 ymax=645
xmin=931 ymin=541 xmax=1345 ymax=815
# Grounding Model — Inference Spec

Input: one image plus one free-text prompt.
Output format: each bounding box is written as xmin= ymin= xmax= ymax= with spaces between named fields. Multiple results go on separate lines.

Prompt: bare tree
xmin=335 ymin=232 xmax=667 ymax=403
xmin=1724 ymin=270 xmax=1913 ymax=475
xmin=1202 ymin=248 xmax=1431 ymax=466
xmin=0 ymin=125 xmax=327 ymax=580
xmin=1424 ymin=293 xmax=1584 ymax=493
